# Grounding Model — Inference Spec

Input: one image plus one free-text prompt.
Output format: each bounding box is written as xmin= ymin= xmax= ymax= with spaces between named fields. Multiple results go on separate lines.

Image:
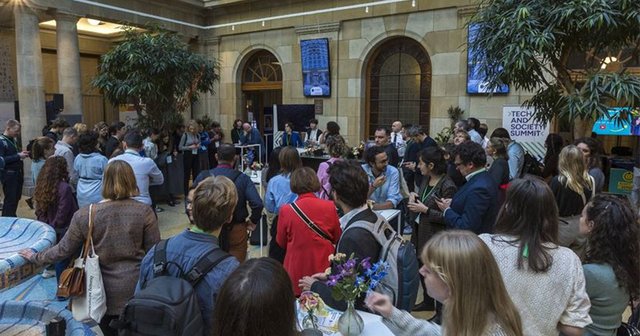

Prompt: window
xmin=367 ymin=37 xmax=431 ymax=137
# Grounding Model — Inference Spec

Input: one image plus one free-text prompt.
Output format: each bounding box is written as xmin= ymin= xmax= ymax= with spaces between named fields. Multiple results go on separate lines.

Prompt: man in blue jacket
xmin=436 ymin=141 xmax=498 ymax=234
xmin=193 ymin=143 xmax=263 ymax=262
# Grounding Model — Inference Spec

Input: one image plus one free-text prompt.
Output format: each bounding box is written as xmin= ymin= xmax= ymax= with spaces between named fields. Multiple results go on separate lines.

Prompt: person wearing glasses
xmin=435 ymin=141 xmax=499 ymax=234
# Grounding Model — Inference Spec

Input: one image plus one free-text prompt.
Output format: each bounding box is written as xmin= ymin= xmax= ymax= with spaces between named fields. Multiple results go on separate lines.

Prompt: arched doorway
xmin=365 ymin=37 xmax=431 ymax=138
xmin=241 ymin=50 xmax=282 ymax=134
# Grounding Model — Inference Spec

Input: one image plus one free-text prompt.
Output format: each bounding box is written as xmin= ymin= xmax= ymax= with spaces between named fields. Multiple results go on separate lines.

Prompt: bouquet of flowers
xmin=325 ymin=253 xmax=389 ymax=302
xmin=298 ymin=291 xmax=326 ymax=329
xmin=349 ymin=142 xmax=365 ymax=159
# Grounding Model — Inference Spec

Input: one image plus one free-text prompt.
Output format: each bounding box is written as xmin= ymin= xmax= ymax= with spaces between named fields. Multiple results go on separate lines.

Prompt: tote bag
xmin=71 ymin=204 xmax=107 ymax=323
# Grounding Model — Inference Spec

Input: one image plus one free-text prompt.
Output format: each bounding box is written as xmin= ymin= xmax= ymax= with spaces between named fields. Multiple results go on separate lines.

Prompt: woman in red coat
xmin=276 ymin=167 xmax=341 ymax=296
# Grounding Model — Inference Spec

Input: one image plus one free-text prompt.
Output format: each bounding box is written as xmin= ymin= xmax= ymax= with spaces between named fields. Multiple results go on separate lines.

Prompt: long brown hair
xmin=34 ymin=156 xmax=69 ymax=215
xmin=423 ymin=231 xmax=523 ymax=336
xmin=494 ymin=177 xmax=559 ymax=272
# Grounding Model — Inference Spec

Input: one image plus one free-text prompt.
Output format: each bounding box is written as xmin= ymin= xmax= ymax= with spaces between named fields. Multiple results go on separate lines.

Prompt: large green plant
xmin=92 ymin=27 xmax=219 ymax=131
xmin=470 ymin=0 xmax=640 ymax=137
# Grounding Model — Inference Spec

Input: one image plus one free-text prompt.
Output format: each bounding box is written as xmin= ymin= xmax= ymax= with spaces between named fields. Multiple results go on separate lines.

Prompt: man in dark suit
xmin=105 ymin=121 xmax=125 ymax=158
xmin=436 ymin=141 xmax=498 ymax=234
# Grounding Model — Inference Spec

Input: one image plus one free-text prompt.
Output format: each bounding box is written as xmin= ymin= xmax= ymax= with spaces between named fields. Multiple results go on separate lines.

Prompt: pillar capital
xmin=54 ymin=11 xmax=81 ymax=24
xmin=13 ymin=4 xmax=48 ymax=22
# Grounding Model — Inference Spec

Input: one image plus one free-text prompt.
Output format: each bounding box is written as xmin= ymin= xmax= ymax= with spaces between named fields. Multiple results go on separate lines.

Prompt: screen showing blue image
xmin=467 ymin=24 xmax=509 ymax=94
xmin=592 ymin=108 xmax=639 ymax=136
xmin=301 ymin=38 xmax=331 ymax=97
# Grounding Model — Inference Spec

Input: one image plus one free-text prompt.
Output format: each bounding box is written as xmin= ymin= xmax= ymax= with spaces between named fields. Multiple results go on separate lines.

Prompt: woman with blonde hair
xmin=550 ymin=145 xmax=595 ymax=217
xmin=21 ymin=160 xmax=160 ymax=335
xmin=180 ymin=120 xmax=202 ymax=195
xmin=367 ymin=230 xmax=523 ymax=336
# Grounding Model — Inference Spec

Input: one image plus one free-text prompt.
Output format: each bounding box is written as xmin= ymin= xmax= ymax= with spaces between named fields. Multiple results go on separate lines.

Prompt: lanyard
xmin=286 ymin=134 xmax=291 ymax=145
xmin=420 ymin=176 xmax=442 ymax=203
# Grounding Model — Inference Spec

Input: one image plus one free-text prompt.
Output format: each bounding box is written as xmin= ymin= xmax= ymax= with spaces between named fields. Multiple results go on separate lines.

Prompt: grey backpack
xmin=339 ymin=215 xmax=420 ymax=311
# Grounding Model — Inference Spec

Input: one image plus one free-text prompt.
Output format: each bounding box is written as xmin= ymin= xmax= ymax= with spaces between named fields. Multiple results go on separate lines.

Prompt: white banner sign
xmin=502 ymin=106 xmax=549 ymax=142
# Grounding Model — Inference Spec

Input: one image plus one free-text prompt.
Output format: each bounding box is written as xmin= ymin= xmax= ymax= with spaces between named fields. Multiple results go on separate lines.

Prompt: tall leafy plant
xmin=470 ymin=0 xmax=640 ymax=137
xmin=92 ymin=27 xmax=219 ymax=131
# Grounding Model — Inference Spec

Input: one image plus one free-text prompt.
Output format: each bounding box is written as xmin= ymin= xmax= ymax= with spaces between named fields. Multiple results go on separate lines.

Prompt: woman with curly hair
xmin=34 ymin=156 xmax=78 ymax=280
xmin=580 ymin=194 xmax=640 ymax=335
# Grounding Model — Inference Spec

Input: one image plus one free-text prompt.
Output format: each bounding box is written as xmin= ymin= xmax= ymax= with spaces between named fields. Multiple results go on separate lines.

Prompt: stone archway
xmin=240 ymin=49 xmax=283 ymax=134
xmin=364 ymin=37 xmax=432 ymax=138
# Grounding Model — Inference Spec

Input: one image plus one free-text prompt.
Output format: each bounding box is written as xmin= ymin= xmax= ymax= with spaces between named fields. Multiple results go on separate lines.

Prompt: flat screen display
xmin=301 ymin=38 xmax=331 ymax=97
xmin=592 ymin=107 xmax=639 ymax=136
xmin=467 ymin=24 xmax=509 ymax=94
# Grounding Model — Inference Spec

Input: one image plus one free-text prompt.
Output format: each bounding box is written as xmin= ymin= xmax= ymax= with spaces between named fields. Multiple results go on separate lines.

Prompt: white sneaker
xmin=42 ymin=268 xmax=55 ymax=279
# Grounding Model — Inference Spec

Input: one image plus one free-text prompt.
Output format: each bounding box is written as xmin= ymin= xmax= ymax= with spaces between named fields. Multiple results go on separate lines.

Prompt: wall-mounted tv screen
xmin=467 ymin=24 xmax=509 ymax=94
xmin=592 ymin=107 xmax=639 ymax=136
xmin=301 ymin=38 xmax=331 ymax=97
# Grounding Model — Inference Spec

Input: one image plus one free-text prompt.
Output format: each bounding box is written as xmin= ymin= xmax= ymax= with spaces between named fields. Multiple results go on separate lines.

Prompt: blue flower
xmin=355 ymin=276 xmax=365 ymax=286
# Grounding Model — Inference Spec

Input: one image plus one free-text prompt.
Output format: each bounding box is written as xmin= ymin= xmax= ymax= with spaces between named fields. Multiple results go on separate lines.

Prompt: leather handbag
xmin=56 ymin=204 xmax=95 ymax=298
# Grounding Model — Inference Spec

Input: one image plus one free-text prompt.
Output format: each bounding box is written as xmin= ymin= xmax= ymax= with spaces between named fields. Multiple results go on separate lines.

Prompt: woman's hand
xmin=365 ymin=292 xmax=393 ymax=319
xmin=18 ymin=248 xmax=35 ymax=261
xmin=299 ymin=276 xmax=318 ymax=291
xmin=407 ymin=199 xmax=428 ymax=214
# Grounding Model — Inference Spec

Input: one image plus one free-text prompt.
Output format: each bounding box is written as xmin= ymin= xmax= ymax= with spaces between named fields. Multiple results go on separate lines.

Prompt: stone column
xmin=192 ymin=36 xmax=221 ymax=121
xmin=14 ymin=5 xmax=47 ymax=193
xmin=55 ymin=12 xmax=83 ymax=119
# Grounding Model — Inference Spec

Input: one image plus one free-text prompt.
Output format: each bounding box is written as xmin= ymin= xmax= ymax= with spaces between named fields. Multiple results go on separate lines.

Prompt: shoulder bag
xmin=290 ymin=202 xmax=333 ymax=242
xmin=58 ymin=204 xmax=107 ymax=322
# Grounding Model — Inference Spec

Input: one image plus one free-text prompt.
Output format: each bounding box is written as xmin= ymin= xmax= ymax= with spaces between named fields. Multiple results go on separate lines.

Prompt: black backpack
xmin=111 ymin=239 xmax=231 ymax=336
xmin=520 ymin=151 xmax=543 ymax=177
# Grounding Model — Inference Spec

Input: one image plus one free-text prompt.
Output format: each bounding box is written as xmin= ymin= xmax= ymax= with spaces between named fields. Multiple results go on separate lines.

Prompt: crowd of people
xmin=0 ymin=114 xmax=636 ymax=336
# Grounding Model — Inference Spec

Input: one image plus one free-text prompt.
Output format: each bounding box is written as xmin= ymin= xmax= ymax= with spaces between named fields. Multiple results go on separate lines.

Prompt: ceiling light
xmin=365 ymin=6 xmax=369 ymax=13
xmin=87 ymin=18 xmax=102 ymax=26
xmin=231 ymin=25 xmax=235 ymax=31
xmin=412 ymin=0 xmax=416 ymax=7
xmin=261 ymin=20 xmax=265 ymax=27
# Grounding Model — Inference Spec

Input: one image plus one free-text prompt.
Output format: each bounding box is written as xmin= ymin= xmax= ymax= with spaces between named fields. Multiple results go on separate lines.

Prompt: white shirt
xmin=308 ymin=129 xmax=320 ymax=142
xmin=390 ymin=131 xmax=406 ymax=157
xmin=108 ymin=149 xmax=164 ymax=205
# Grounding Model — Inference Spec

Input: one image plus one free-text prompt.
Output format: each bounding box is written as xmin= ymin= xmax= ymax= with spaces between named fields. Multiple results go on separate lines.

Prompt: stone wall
xmin=204 ymin=4 xmax=534 ymax=145
xmin=0 ymin=30 xmax=17 ymax=103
